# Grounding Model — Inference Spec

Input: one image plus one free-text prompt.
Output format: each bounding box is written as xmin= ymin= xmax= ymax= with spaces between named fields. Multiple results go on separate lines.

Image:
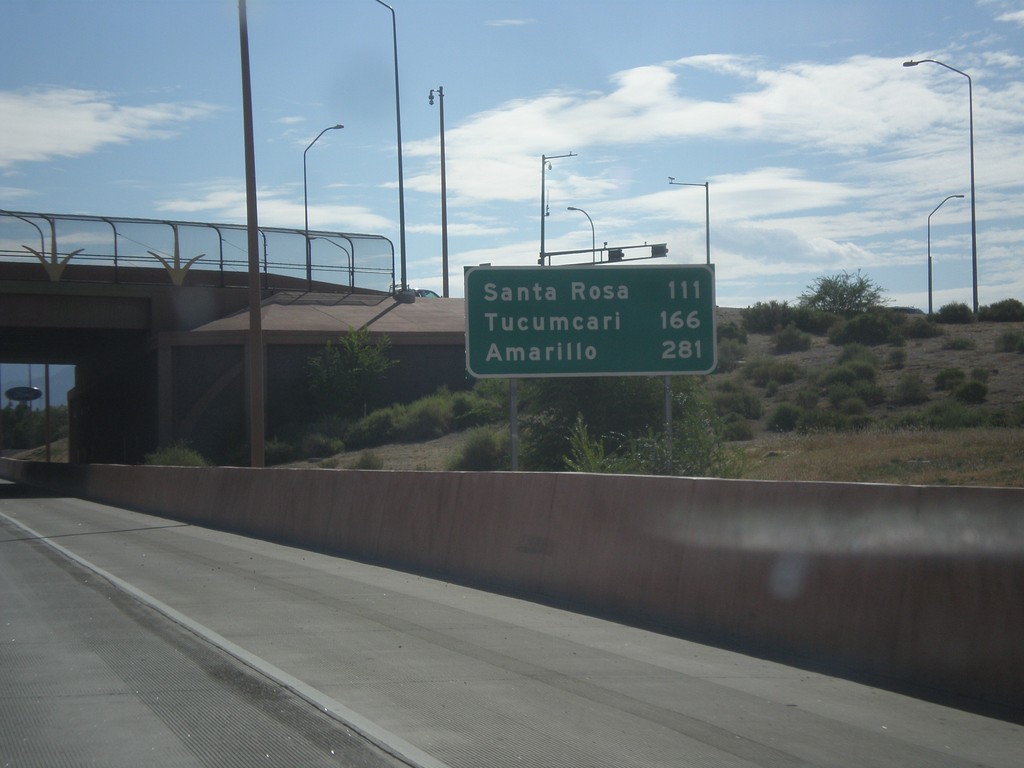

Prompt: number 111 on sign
xmin=668 ymin=280 xmax=701 ymax=300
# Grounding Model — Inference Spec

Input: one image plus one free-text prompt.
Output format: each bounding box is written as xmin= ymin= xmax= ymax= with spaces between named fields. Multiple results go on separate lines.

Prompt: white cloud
xmin=155 ymin=181 xmax=392 ymax=233
xmin=0 ymin=88 xmax=219 ymax=169
xmin=996 ymin=10 xmax=1024 ymax=26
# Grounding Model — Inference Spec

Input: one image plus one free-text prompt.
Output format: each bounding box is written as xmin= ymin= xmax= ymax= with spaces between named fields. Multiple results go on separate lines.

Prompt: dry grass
xmin=736 ymin=427 xmax=1024 ymax=487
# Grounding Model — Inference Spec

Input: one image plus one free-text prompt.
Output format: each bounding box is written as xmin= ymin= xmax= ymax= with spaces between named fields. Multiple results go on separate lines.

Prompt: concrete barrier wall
xmin=3 ymin=457 xmax=1021 ymax=717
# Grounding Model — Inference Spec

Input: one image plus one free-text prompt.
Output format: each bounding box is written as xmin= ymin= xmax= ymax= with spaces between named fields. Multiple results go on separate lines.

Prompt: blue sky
xmin=2 ymin=0 xmax=1022 ymax=321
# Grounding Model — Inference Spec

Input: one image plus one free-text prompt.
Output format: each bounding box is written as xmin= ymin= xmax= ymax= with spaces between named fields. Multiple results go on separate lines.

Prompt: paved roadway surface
xmin=1 ymin=480 xmax=1020 ymax=767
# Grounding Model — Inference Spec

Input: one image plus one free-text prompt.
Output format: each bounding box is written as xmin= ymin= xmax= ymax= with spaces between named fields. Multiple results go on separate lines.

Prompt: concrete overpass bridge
xmin=0 ymin=209 xmax=424 ymax=464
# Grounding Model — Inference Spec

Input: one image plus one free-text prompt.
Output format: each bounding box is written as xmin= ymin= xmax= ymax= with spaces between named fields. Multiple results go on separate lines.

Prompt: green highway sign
xmin=465 ymin=263 xmax=716 ymax=378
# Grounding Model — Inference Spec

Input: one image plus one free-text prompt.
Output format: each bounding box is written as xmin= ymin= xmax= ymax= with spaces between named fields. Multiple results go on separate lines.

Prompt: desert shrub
xmin=888 ymin=348 xmax=906 ymax=369
xmin=447 ymin=427 xmax=509 ymax=471
xmin=934 ymin=368 xmax=966 ymax=392
xmin=792 ymin=307 xmax=840 ymax=335
xmin=715 ymin=339 xmax=746 ymax=373
xmin=953 ymin=380 xmax=987 ymax=404
xmin=722 ymin=419 xmax=754 ymax=442
xmin=935 ymin=302 xmax=974 ymax=324
xmin=919 ymin=399 xmax=990 ymax=429
xmin=837 ymin=343 xmax=878 ymax=367
xmin=797 ymin=409 xmax=853 ymax=433
xmin=740 ymin=357 xmax=801 ymax=387
xmin=718 ymin=321 xmax=748 ymax=344
xmin=741 ymin=300 xmax=796 ymax=333
xmin=712 ymin=382 xmax=763 ymax=420
xmin=346 ymin=406 xmax=402 ymax=448
xmin=773 ymin=323 xmax=812 ymax=353
xmin=395 ymin=392 xmax=452 ymax=441
xmin=824 ymin=360 xmax=877 ymax=387
xmin=454 ymin=380 xmax=507 ymax=428
xmin=263 ymin=438 xmax=298 ymax=466
xmin=144 ymin=442 xmax=210 ymax=467
xmin=893 ymin=373 xmax=929 ymax=405
xmin=995 ymin=331 xmax=1024 ymax=353
xmin=978 ymin=298 xmax=1024 ymax=322
xmin=943 ymin=336 xmax=976 ymax=350
xmin=562 ymin=415 xmax=610 ymax=472
xmin=767 ymin=403 xmax=802 ymax=432
xmin=828 ymin=312 xmax=896 ymax=346
xmin=970 ymin=368 xmax=990 ymax=383
xmin=793 ymin=387 xmax=819 ymax=409
xmin=903 ymin=317 xmax=943 ymax=339
xmin=348 ymin=450 xmax=384 ymax=470
xmin=520 ymin=376 xmax=691 ymax=471
xmin=300 ymin=432 xmax=344 ymax=458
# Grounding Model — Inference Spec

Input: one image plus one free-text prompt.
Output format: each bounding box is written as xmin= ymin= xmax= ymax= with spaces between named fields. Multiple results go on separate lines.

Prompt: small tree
xmin=306 ymin=327 xmax=396 ymax=421
xmin=798 ymin=270 xmax=886 ymax=316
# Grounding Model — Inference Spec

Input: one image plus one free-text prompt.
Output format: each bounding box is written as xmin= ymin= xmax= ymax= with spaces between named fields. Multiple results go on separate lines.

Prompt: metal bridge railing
xmin=0 ymin=210 xmax=395 ymax=293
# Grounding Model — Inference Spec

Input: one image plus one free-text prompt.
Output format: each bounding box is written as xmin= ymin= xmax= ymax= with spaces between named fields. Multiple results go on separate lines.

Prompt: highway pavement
xmin=1 ymin=480 xmax=1020 ymax=767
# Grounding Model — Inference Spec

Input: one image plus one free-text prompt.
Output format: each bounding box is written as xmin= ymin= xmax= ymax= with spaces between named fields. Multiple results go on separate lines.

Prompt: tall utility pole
xmin=429 ymin=86 xmax=449 ymax=296
xmin=238 ymin=0 xmax=264 ymax=467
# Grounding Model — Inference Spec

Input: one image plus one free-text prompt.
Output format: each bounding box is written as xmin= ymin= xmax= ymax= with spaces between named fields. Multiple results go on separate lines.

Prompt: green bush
xmin=995 ymin=331 xmax=1024 ymax=353
xmin=718 ymin=321 xmax=748 ymax=344
xmin=953 ymin=380 xmax=987 ymax=404
xmin=263 ymin=438 xmax=298 ymax=466
xmin=144 ymin=442 xmax=210 ymax=467
xmin=741 ymin=300 xmax=795 ymax=333
xmin=919 ymin=399 xmax=990 ymax=429
xmin=893 ymin=373 xmax=929 ymax=405
xmin=447 ymin=427 xmax=509 ymax=471
xmin=934 ymin=368 xmax=966 ymax=392
xmin=300 ymin=432 xmax=344 ymax=458
xmin=451 ymin=385 xmax=505 ymax=429
xmin=715 ymin=339 xmax=746 ymax=373
xmin=346 ymin=406 xmax=402 ymax=448
xmin=712 ymin=382 xmax=763 ymax=420
xmin=773 ymin=323 xmax=812 ymax=353
xmin=767 ymin=403 xmax=802 ymax=432
xmin=722 ymin=419 xmax=754 ymax=442
xmin=978 ymin=298 xmax=1024 ymax=322
xmin=740 ymin=357 xmax=801 ymax=387
xmin=828 ymin=312 xmax=896 ymax=346
xmin=792 ymin=307 xmax=840 ymax=335
xmin=348 ymin=450 xmax=384 ymax=470
xmin=943 ymin=336 xmax=975 ymax=350
xmin=837 ymin=343 xmax=878 ymax=367
xmin=903 ymin=317 xmax=942 ymax=339
xmin=888 ymin=348 xmax=906 ymax=369
xmin=935 ymin=302 xmax=975 ymax=324
xmin=395 ymin=393 xmax=452 ymax=441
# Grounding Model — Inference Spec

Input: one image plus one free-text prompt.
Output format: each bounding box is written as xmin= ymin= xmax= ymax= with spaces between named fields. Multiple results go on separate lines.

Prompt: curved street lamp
xmin=927 ymin=194 xmax=964 ymax=315
xmin=667 ymin=177 xmax=710 ymax=265
xmin=904 ymin=58 xmax=978 ymax=313
xmin=374 ymin=0 xmax=411 ymax=300
xmin=567 ymin=206 xmax=596 ymax=263
xmin=303 ymin=124 xmax=343 ymax=291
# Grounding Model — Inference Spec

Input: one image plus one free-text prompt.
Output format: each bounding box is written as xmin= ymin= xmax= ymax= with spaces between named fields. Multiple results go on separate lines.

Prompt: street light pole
xmin=540 ymin=152 xmax=576 ymax=265
xmin=429 ymin=86 xmax=449 ymax=297
xmin=374 ymin=0 xmax=411 ymax=299
xmin=927 ymin=194 xmax=964 ymax=315
xmin=567 ymin=206 xmax=596 ymax=263
xmin=668 ymin=177 xmax=710 ymax=264
xmin=904 ymin=59 xmax=978 ymax=313
xmin=303 ymin=124 xmax=343 ymax=292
